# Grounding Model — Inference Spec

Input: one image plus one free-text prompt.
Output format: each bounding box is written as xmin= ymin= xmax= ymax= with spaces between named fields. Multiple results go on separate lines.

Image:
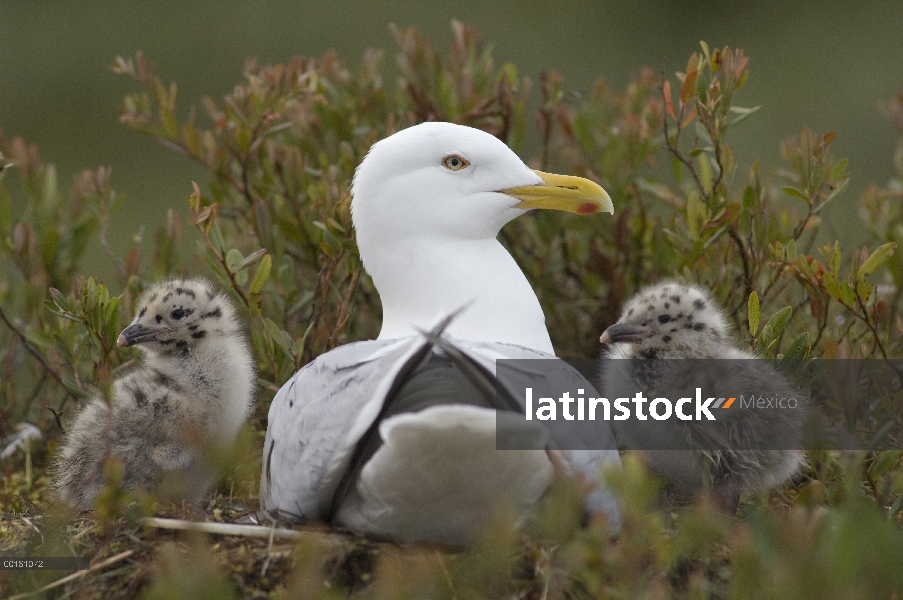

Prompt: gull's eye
xmin=657 ymin=314 xmax=671 ymax=324
xmin=171 ymin=308 xmax=186 ymax=320
xmin=442 ymin=154 xmax=470 ymax=171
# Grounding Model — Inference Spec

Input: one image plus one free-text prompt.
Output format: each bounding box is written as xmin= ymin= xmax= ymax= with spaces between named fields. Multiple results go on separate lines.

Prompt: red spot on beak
xmin=577 ymin=203 xmax=599 ymax=215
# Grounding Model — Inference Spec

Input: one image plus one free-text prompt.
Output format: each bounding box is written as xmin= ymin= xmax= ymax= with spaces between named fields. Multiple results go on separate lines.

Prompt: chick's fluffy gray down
xmin=599 ymin=281 xmax=805 ymax=510
xmin=55 ymin=278 xmax=255 ymax=510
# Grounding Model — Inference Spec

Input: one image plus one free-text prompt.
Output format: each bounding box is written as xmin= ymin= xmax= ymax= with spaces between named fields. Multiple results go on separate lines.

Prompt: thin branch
xmin=24 ymin=374 xmax=48 ymax=409
xmin=256 ymin=378 xmax=281 ymax=395
xmin=325 ymin=266 xmax=361 ymax=350
xmin=235 ymin=110 xmax=280 ymax=207
xmin=47 ymin=405 xmax=65 ymax=434
xmin=811 ymin=296 xmax=831 ymax=351
xmin=693 ymin=107 xmax=726 ymax=200
xmin=727 ymin=226 xmax=753 ymax=308
xmin=0 ymin=304 xmax=70 ymax=392
xmin=189 ymin=198 xmax=252 ymax=309
xmin=854 ymin=288 xmax=889 ymax=361
xmin=140 ymin=517 xmax=345 ymax=545
xmin=660 ymin=71 xmax=709 ymax=201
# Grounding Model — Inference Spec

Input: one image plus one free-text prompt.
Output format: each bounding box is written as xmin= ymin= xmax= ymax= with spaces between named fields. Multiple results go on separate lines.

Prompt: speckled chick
xmin=598 ymin=280 xmax=805 ymax=512
xmin=54 ymin=278 xmax=255 ymax=510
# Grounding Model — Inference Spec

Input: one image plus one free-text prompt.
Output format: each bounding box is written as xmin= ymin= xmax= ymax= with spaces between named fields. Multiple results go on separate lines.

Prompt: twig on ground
xmin=139 ymin=517 xmax=346 ymax=545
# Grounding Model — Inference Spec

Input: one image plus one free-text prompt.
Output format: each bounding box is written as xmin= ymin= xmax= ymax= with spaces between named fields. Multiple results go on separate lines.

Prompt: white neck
xmin=363 ymin=236 xmax=554 ymax=355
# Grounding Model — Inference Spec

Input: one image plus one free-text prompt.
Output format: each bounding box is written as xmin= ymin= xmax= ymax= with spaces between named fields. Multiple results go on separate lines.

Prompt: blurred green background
xmin=2 ymin=0 xmax=902 ymax=278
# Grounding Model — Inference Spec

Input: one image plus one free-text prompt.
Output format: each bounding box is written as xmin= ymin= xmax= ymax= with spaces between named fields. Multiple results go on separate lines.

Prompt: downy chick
xmin=598 ymin=281 xmax=804 ymax=512
xmin=55 ymin=278 xmax=255 ymax=510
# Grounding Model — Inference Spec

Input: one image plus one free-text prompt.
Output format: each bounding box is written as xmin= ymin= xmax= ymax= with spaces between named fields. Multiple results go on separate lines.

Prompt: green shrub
xmin=1 ymin=21 xmax=902 ymax=599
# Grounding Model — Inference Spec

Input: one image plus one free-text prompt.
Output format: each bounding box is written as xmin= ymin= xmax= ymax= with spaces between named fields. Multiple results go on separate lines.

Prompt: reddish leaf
xmin=681 ymin=105 xmax=698 ymax=128
xmin=680 ymin=70 xmax=699 ymax=105
xmin=663 ymin=80 xmax=676 ymax=120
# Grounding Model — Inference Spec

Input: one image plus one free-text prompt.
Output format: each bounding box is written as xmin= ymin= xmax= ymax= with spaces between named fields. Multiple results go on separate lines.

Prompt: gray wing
xmin=260 ymin=337 xmax=427 ymax=520
xmin=260 ymin=335 xmax=622 ymax=529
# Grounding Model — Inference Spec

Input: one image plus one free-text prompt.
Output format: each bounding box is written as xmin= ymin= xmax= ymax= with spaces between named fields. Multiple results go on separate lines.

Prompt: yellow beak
xmin=500 ymin=170 xmax=613 ymax=215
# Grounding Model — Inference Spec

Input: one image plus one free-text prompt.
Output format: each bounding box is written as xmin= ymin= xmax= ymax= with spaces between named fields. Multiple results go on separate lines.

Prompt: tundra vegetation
xmin=2 ymin=22 xmax=902 ymax=599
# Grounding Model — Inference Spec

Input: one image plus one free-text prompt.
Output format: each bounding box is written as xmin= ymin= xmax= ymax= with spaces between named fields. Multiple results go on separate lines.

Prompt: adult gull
xmin=261 ymin=122 xmax=622 ymax=545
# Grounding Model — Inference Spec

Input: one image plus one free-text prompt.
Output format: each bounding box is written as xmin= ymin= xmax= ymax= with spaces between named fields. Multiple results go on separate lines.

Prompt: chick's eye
xmin=442 ymin=154 xmax=470 ymax=171
xmin=657 ymin=314 xmax=671 ymax=324
xmin=171 ymin=308 xmax=186 ymax=320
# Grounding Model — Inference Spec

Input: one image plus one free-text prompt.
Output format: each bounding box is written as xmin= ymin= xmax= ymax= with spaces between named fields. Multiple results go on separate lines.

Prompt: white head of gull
xmin=352 ymin=122 xmax=612 ymax=354
xmin=261 ymin=122 xmax=620 ymax=545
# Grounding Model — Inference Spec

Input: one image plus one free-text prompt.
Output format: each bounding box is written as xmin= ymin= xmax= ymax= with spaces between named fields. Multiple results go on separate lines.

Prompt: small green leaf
xmin=104 ymin=297 xmax=120 ymax=330
xmin=726 ymin=105 xmax=761 ymax=130
xmin=225 ymin=248 xmax=244 ymax=273
xmin=236 ymin=248 xmax=268 ymax=272
xmin=208 ymin=223 xmax=225 ymax=253
xmin=62 ymin=380 xmax=90 ymax=399
xmin=831 ymin=157 xmax=849 ymax=180
xmin=782 ymin=187 xmax=810 ymax=202
xmin=816 ymin=177 xmax=849 ymax=212
xmin=856 ymin=279 xmax=874 ymax=304
xmin=823 ymin=271 xmax=844 ymax=300
xmin=686 ymin=190 xmax=704 ymax=241
xmin=754 ymin=324 xmax=775 ymax=355
xmin=697 ymin=153 xmax=713 ymax=192
xmin=856 ymin=241 xmax=897 ymax=281
xmin=720 ymin=145 xmax=735 ymax=179
xmin=772 ymin=241 xmax=785 ymax=261
xmin=747 ymin=291 xmax=760 ymax=336
xmin=326 ymin=217 xmax=346 ymax=235
xmin=742 ymin=186 xmax=756 ymax=211
xmin=43 ymin=300 xmax=80 ymax=322
xmin=263 ymin=318 xmax=290 ymax=353
xmin=249 ymin=254 xmax=272 ymax=295
xmin=49 ymin=287 xmax=68 ymax=310
xmin=291 ymin=322 xmax=314 ymax=358
xmin=782 ymin=331 xmax=810 ymax=361
xmin=277 ymin=256 xmax=295 ymax=290
xmin=252 ymin=315 xmax=274 ymax=358
xmin=764 ymin=306 xmax=793 ymax=339
xmin=842 ymin=281 xmax=857 ymax=306
xmin=86 ymin=277 xmax=98 ymax=308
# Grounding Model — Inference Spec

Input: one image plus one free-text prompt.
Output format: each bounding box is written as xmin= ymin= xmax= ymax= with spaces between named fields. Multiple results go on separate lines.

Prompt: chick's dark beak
xmin=599 ymin=323 xmax=654 ymax=344
xmin=117 ymin=323 xmax=168 ymax=347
